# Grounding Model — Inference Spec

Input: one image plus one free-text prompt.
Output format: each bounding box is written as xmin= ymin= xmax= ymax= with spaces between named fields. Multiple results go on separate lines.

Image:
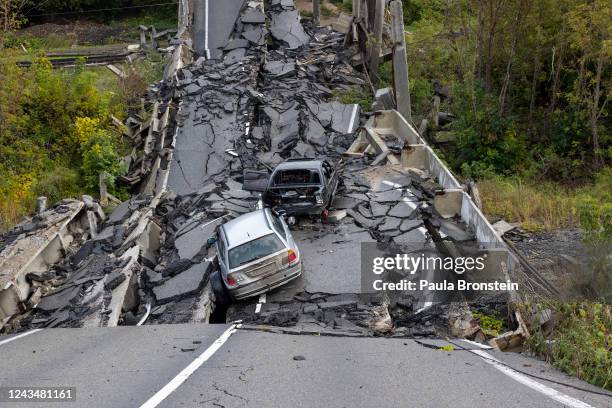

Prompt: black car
xmin=243 ymin=158 xmax=339 ymax=216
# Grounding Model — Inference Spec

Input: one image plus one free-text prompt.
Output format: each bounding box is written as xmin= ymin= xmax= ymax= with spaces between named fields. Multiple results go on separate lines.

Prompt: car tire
xmin=210 ymin=270 xmax=232 ymax=306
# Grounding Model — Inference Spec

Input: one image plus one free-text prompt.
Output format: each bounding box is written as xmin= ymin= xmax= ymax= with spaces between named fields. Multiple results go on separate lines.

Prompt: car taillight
xmin=287 ymin=249 xmax=298 ymax=265
xmin=226 ymin=273 xmax=244 ymax=286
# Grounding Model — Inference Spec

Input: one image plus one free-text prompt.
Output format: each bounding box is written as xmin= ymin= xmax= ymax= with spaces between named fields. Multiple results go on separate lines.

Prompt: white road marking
xmin=139 ymin=324 xmax=241 ymax=408
xmin=347 ymin=104 xmax=359 ymax=133
xmin=0 ymin=329 xmax=42 ymax=347
xmin=471 ymin=349 xmax=594 ymax=408
xmin=382 ymin=180 xmax=402 ymax=188
xmin=402 ymin=196 xmax=418 ymax=210
xmin=460 ymin=338 xmax=492 ymax=350
xmin=416 ymin=264 xmax=435 ymax=312
xmin=254 ymin=293 xmax=266 ymax=314
xmin=381 ymin=180 xmax=419 ymax=210
xmin=204 ymin=0 xmax=211 ymax=59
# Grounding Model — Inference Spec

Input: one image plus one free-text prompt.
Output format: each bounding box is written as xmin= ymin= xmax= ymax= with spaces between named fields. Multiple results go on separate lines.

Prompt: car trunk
xmin=265 ymin=186 xmax=321 ymax=208
xmin=237 ymin=251 xmax=286 ymax=278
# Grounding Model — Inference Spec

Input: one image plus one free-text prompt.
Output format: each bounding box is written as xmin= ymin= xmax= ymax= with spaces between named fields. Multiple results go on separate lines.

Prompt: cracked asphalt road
xmin=1 ymin=1 xmax=608 ymax=407
xmin=0 ymin=325 xmax=607 ymax=408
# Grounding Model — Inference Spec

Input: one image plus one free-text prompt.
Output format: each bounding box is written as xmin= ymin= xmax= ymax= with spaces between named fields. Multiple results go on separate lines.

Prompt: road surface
xmin=0 ymin=325 xmax=608 ymax=408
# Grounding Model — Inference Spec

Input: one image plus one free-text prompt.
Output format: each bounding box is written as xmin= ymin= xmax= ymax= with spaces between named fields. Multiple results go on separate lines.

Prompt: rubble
xmin=1 ymin=0 xmax=502 ymax=340
xmin=153 ymin=262 xmax=212 ymax=304
xmin=0 ymin=198 xmax=105 ymax=330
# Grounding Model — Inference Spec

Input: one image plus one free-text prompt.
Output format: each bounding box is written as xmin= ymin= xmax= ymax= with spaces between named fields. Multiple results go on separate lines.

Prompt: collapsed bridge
xmin=0 ymin=0 xmax=552 ymax=342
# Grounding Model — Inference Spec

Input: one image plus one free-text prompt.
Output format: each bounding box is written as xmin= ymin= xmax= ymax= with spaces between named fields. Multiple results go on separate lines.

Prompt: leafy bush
xmin=0 ymin=57 xmax=125 ymax=231
xmin=472 ymin=311 xmax=503 ymax=337
xmin=578 ymin=169 xmax=612 ymax=244
xmin=526 ymin=301 xmax=611 ymax=391
xmin=450 ymin=84 xmax=527 ymax=177
xmin=32 ymin=166 xmax=81 ymax=202
xmin=81 ymin=129 xmax=125 ymax=191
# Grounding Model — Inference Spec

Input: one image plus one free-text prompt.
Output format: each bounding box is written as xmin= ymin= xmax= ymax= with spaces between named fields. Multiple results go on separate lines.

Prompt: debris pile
xmin=146 ymin=183 xmax=260 ymax=324
xmin=3 ymin=197 xmax=153 ymax=331
xmin=1 ymin=0 xmax=492 ymax=339
xmin=166 ymin=0 xmax=268 ymax=195
xmin=243 ymin=3 xmax=363 ymax=169
xmin=0 ymin=197 xmax=106 ymax=331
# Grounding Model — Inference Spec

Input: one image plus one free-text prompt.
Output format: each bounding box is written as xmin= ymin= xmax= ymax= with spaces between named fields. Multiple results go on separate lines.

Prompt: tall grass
xmin=477 ymin=178 xmax=581 ymax=231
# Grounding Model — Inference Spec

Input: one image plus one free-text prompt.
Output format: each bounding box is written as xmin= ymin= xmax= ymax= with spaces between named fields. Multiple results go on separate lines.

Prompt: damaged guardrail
xmin=0 ymin=197 xmax=105 ymax=329
xmin=348 ymin=109 xmax=553 ymax=347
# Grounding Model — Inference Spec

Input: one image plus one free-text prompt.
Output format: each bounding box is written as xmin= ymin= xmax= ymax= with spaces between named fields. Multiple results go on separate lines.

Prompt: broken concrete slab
xmin=242 ymin=27 xmax=266 ymax=45
xmin=346 ymin=209 xmax=381 ymax=230
xmin=330 ymin=102 xmax=360 ymax=134
xmin=326 ymin=210 xmax=347 ymax=222
xmin=153 ymin=261 xmax=212 ymax=304
xmin=492 ymin=220 xmax=515 ymax=236
xmin=378 ymin=217 xmax=402 ymax=232
xmin=369 ymin=189 xmax=404 ymax=203
xmin=242 ymin=9 xmax=266 ymax=24
xmin=331 ymin=196 xmax=362 ymax=210
xmin=269 ymin=10 xmax=310 ymax=49
xmin=265 ymin=60 xmax=296 ymax=77
xmin=388 ymin=202 xmax=417 ymax=218
xmin=0 ymin=198 xmax=103 ymax=326
xmin=400 ymin=219 xmax=423 ymax=232
xmin=370 ymin=202 xmax=390 ymax=218
xmin=439 ymin=219 xmax=473 ymax=242
xmin=393 ymin=228 xmax=428 ymax=245
xmin=36 ymin=286 xmax=81 ymax=313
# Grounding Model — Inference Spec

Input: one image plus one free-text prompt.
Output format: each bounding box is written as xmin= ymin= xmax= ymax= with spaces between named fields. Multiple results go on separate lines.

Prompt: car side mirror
xmin=274 ymin=209 xmax=287 ymax=219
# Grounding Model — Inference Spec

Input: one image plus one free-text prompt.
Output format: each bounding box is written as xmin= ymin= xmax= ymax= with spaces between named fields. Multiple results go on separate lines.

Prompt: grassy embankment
xmin=0 ymin=12 xmax=170 ymax=232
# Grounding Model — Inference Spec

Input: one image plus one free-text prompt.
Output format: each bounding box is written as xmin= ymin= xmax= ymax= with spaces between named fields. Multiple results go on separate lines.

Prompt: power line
xmin=26 ymin=2 xmax=178 ymax=18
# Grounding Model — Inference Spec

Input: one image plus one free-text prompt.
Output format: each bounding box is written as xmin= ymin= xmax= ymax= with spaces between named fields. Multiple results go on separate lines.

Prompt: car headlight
xmin=315 ymin=194 xmax=324 ymax=205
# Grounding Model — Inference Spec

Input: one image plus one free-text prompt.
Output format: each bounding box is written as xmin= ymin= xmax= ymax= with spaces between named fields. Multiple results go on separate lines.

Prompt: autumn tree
xmin=566 ymin=0 xmax=611 ymax=169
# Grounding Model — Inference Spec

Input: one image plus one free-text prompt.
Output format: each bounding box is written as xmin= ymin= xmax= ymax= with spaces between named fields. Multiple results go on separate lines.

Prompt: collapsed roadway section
xmin=1 ymin=0 xmax=525 ymax=343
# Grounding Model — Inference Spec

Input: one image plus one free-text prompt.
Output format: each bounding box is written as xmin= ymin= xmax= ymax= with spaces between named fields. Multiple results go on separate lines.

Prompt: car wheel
xmin=210 ymin=270 xmax=232 ymax=306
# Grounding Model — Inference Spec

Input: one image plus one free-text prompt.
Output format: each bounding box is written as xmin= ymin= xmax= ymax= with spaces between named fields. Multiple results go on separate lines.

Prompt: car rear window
xmin=228 ymin=233 xmax=285 ymax=268
xmin=273 ymin=169 xmax=320 ymax=185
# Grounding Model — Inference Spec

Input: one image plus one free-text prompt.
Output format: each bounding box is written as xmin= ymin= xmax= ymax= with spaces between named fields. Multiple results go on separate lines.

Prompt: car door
xmin=242 ymin=169 xmax=270 ymax=192
xmin=321 ymin=160 xmax=337 ymax=205
xmin=216 ymin=229 xmax=229 ymax=277
xmin=270 ymin=210 xmax=297 ymax=254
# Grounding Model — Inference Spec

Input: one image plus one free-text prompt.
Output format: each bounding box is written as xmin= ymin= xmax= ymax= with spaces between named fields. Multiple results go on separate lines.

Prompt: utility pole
xmin=368 ymin=0 xmax=385 ymax=84
xmin=313 ymin=0 xmax=320 ymax=26
xmin=352 ymin=0 xmax=361 ymax=19
xmin=390 ymin=0 xmax=412 ymax=122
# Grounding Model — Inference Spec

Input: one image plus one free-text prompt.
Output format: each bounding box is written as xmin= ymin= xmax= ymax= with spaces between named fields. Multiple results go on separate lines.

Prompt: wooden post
xmin=368 ymin=0 xmax=385 ymax=85
xmin=139 ymin=25 xmax=148 ymax=48
xmin=313 ymin=0 xmax=320 ymax=26
xmin=390 ymin=0 xmax=412 ymax=122
xmin=99 ymin=172 xmax=109 ymax=207
xmin=36 ymin=197 xmax=47 ymax=216
xmin=432 ymin=95 xmax=440 ymax=127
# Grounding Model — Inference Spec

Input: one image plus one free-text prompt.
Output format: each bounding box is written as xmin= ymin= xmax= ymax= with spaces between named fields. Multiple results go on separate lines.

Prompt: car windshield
xmin=273 ymin=169 xmax=320 ymax=186
xmin=228 ymin=233 xmax=285 ymax=269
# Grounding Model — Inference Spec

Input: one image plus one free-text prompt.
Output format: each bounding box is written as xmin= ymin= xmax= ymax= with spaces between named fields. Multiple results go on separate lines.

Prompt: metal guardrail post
xmin=390 ymin=0 xmax=412 ymax=122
